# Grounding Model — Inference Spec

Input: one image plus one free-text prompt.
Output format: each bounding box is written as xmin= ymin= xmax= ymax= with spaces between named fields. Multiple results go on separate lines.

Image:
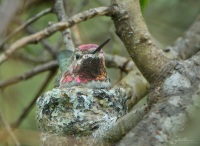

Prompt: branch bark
xmin=164 ymin=14 xmax=200 ymax=60
xmin=111 ymin=0 xmax=170 ymax=83
xmin=116 ymin=53 xmax=200 ymax=145
xmin=92 ymin=105 xmax=148 ymax=145
xmin=113 ymin=68 xmax=149 ymax=109
xmin=53 ymin=0 xmax=75 ymax=51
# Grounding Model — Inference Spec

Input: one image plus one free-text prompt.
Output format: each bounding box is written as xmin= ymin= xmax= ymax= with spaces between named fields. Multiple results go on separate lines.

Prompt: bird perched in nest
xmin=36 ymin=39 xmax=129 ymax=137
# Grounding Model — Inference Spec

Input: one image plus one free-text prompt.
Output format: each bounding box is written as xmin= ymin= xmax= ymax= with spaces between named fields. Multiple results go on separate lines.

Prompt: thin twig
xmin=11 ymin=70 xmax=57 ymax=128
xmin=0 ymin=6 xmax=118 ymax=64
xmin=0 ymin=8 xmax=52 ymax=48
xmin=0 ymin=61 xmax=58 ymax=89
xmin=53 ymin=0 xmax=75 ymax=51
xmin=0 ymin=112 xmax=20 ymax=146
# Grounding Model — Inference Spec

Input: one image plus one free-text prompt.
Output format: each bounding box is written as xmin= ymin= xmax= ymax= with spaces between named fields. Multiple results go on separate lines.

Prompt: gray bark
xmin=117 ymin=53 xmax=200 ymax=145
xmin=164 ymin=15 xmax=200 ymax=60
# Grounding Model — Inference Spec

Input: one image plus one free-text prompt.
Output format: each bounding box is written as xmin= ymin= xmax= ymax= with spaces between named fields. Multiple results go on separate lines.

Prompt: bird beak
xmin=92 ymin=39 xmax=110 ymax=54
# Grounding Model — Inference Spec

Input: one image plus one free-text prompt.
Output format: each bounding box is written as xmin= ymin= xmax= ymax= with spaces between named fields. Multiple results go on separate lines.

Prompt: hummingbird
xmin=36 ymin=39 xmax=129 ymax=137
xmin=55 ymin=39 xmax=111 ymax=89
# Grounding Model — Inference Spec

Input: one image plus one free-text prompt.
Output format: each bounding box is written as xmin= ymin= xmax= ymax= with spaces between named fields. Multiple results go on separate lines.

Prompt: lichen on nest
xmin=36 ymin=86 xmax=129 ymax=136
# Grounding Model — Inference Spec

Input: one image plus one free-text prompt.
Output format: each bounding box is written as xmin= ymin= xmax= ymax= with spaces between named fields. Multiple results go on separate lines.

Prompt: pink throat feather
xmin=61 ymin=72 xmax=106 ymax=85
xmin=62 ymin=75 xmax=88 ymax=84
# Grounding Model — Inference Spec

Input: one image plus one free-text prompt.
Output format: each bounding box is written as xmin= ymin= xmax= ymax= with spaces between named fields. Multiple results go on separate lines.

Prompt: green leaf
xmin=140 ymin=0 xmax=150 ymax=12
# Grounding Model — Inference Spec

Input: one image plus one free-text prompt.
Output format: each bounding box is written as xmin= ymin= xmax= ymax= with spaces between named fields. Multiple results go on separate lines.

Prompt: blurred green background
xmin=0 ymin=0 xmax=200 ymax=145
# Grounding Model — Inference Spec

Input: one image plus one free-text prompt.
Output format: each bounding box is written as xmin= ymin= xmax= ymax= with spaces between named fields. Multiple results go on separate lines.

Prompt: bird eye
xmin=75 ymin=54 xmax=81 ymax=60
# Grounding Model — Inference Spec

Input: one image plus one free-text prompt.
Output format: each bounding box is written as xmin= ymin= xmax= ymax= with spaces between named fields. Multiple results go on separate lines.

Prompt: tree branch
xmin=117 ymin=91 xmax=200 ymax=145
xmin=115 ymin=47 xmax=200 ymax=146
xmin=110 ymin=0 xmax=170 ymax=83
xmin=113 ymin=69 xmax=149 ymax=109
xmin=0 ymin=6 xmax=118 ymax=64
xmin=92 ymin=105 xmax=148 ymax=145
xmin=0 ymin=61 xmax=57 ymax=89
xmin=53 ymin=0 xmax=75 ymax=51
